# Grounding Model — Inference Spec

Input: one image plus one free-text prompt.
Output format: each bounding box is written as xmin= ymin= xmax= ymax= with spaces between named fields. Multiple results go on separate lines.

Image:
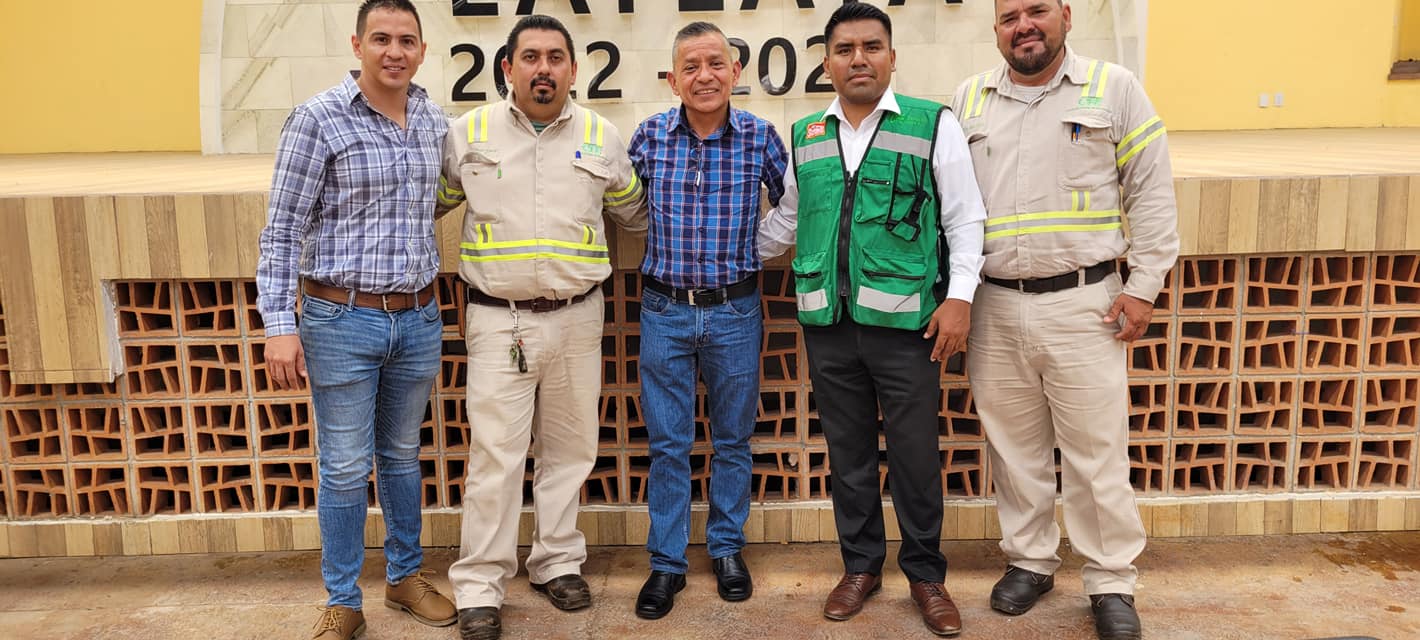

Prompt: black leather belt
xmin=467 ymin=287 xmax=591 ymax=312
xmin=643 ymin=275 xmax=757 ymax=306
xmin=984 ymin=261 xmax=1117 ymax=294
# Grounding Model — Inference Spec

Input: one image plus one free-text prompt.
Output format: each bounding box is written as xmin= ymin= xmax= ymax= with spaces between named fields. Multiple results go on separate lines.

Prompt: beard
xmin=531 ymin=77 xmax=557 ymax=104
xmin=1005 ymin=32 xmax=1063 ymax=76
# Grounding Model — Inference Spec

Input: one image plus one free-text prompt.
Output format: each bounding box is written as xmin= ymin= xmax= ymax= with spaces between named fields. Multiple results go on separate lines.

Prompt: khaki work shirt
xmin=952 ymin=48 xmax=1179 ymax=302
xmin=438 ymin=96 xmax=646 ymax=301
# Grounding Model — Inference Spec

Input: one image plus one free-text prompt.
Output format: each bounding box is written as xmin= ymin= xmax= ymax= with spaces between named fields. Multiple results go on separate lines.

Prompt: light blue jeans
xmin=299 ymin=293 xmax=443 ymax=609
xmin=639 ymin=286 xmax=761 ymax=574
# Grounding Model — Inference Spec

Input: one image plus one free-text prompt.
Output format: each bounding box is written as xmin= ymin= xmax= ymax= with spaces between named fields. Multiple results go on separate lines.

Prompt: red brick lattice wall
xmin=0 ymin=254 xmax=1418 ymax=518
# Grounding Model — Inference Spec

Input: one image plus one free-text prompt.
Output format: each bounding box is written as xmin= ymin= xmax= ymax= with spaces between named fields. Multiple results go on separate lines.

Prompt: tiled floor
xmin=0 ymin=533 xmax=1417 ymax=639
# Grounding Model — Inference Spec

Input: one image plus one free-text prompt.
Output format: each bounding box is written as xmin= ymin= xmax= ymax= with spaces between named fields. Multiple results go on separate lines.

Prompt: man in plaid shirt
xmin=255 ymin=2 xmax=455 ymax=638
xmin=626 ymin=20 xmax=789 ymax=620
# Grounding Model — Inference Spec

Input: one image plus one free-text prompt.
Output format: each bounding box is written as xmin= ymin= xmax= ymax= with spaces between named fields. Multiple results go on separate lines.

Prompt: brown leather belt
xmin=467 ymin=287 xmax=592 ymax=313
xmin=302 ymin=280 xmax=435 ymax=311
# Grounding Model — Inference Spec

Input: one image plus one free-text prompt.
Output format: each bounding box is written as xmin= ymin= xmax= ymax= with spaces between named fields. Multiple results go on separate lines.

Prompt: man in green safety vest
xmin=758 ymin=3 xmax=985 ymax=637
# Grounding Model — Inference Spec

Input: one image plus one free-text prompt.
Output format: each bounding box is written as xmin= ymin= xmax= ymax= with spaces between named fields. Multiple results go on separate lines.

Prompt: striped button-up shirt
xmin=256 ymin=72 xmax=449 ymax=336
xmin=628 ymin=105 xmax=788 ymax=290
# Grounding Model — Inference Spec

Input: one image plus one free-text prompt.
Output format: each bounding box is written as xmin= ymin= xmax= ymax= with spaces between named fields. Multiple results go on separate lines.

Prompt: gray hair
xmin=671 ymin=21 xmax=733 ymax=66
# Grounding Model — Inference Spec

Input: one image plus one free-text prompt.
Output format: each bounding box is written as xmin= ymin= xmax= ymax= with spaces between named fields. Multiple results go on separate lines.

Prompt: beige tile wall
xmin=211 ymin=0 xmax=1143 ymax=153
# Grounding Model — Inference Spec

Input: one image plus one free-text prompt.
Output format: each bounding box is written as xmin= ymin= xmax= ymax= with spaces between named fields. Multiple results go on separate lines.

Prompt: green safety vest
xmin=789 ymin=95 xmax=949 ymax=330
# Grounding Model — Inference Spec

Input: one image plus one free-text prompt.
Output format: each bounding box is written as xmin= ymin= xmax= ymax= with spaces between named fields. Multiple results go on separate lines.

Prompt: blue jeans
xmin=299 ymin=293 xmax=443 ymax=609
xmin=639 ymin=285 xmax=761 ymax=574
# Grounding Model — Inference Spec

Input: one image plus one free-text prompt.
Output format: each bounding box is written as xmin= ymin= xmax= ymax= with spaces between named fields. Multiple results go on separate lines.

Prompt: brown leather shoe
xmin=910 ymin=582 xmax=963 ymax=636
xmin=311 ymin=606 xmax=365 ymax=640
xmin=385 ymin=569 xmax=457 ymax=626
xmin=823 ymin=573 xmax=882 ymax=621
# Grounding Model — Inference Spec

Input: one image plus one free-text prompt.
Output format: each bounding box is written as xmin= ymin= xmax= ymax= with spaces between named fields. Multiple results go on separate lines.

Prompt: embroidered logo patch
xmin=806 ymin=121 xmax=827 ymax=140
xmin=1077 ymin=96 xmax=1104 ymax=108
xmin=579 ymin=142 xmax=604 ymax=156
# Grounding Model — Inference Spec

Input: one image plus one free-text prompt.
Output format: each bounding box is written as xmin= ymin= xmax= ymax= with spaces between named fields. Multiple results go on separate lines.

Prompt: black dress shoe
xmin=712 ymin=552 xmax=753 ymax=602
xmin=990 ymin=565 xmax=1055 ymax=615
xmin=635 ymin=571 xmax=686 ymax=620
xmin=1090 ymin=593 xmax=1142 ymax=640
xmin=457 ymin=606 xmax=501 ymax=640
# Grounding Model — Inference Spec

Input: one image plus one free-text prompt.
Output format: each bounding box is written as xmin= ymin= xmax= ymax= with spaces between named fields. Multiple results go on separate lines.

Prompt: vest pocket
xmin=855 ymin=250 xmax=928 ymax=316
xmin=792 ymin=251 xmax=832 ymax=316
xmin=851 ymin=158 xmax=896 ymax=223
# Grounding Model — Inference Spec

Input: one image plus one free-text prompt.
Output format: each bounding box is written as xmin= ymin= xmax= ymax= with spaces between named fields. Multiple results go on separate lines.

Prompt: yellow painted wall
xmin=1146 ymin=0 xmax=1420 ymax=130
xmin=0 ymin=2 xmax=201 ymax=153
xmin=1400 ymin=0 xmax=1420 ymax=60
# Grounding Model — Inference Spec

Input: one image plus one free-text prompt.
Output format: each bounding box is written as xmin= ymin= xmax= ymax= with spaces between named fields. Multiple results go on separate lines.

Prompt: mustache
xmin=530 ymin=76 xmax=557 ymax=90
xmin=1013 ymin=30 xmax=1044 ymax=46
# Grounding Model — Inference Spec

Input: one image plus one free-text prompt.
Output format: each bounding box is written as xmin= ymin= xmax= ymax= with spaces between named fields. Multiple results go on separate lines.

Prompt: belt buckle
xmin=381 ymin=294 xmax=394 ymax=312
xmin=687 ymin=288 xmax=724 ymax=306
xmin=530 ymin=298 xmax=557 ymax=312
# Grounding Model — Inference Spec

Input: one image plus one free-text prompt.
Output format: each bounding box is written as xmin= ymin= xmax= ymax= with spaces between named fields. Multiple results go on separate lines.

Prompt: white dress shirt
xmin=758 ymin=90 xmax=987 ymax=302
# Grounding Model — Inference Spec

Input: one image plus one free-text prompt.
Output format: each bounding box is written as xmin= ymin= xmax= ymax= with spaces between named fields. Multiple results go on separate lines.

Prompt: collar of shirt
xmin=986 ymin=45 xmax=1090 ymax=101
xmin=337 ymin=71 xmax=431 ymax=107
xmin=823 ymin=89 xmax=901 ymax=173
xmin=824 ymin=89 xmax=901 ymax=130
xmin=668 ymin=104 xmax=750 ymax=141
xmin=503 ymin=91 xmax=578 ymax=131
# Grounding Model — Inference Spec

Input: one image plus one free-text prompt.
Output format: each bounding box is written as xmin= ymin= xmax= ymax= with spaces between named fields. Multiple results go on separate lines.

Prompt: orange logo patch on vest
xmin=806 ymin=121 xmax=827 ymax=140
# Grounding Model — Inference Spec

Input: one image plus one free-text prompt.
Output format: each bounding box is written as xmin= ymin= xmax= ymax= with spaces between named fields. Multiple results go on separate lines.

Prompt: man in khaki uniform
xmin=435 ymin=14 xmax=646 ymax=640
xmin=953 ymin=2 xmax=1178 ymax=639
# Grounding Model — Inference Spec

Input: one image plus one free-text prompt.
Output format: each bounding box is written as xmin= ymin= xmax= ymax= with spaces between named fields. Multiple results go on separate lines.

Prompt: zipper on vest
xmin=834 ymin=114 xmax=887 ymax=307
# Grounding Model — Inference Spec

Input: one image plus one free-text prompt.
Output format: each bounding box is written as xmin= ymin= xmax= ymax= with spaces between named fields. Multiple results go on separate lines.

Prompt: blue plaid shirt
xmin=628 ymin=106 xmax=788 ymax=289
xmin=256 ymin=73 xmax=449 ymax=336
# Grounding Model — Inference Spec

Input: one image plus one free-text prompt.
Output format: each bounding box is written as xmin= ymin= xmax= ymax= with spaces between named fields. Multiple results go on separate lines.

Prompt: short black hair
xmin=824 ymin=2 xmax=892 ymax=46
xmin=506 ymin=14 xmax=576 ymax=64
xmin=356 ymin=0 xmax=422 ymax=38
xmin=672 ymin=21 xmax=731 ymax=65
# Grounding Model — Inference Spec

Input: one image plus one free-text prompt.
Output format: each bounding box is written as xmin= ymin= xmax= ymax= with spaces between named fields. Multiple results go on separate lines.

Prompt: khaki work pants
xmin=449 ymin=289 xmax=605 ymax=608
xmin=967 ymin=273 xmax=1146 ymax=595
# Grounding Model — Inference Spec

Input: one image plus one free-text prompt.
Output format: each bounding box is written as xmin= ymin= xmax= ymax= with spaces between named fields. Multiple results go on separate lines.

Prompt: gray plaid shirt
xmin=257 ymin=72 xmax=449 ymax=336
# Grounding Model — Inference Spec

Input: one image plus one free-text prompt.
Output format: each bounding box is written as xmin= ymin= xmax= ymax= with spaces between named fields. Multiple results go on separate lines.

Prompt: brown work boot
xmin=385 ymin=569 xmax=457 ymax=626
xmin=910 ymin=581 xmax=963 ymax=636
xmin=311 ymin=605 xmax=365 ymax=640
xmin=822 ymin=572 xmax=882 ymax=621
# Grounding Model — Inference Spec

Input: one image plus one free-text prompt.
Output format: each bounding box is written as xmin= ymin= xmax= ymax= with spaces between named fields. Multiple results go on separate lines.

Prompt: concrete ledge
xmin=4 ymin=493 xmax=1418 ymax=558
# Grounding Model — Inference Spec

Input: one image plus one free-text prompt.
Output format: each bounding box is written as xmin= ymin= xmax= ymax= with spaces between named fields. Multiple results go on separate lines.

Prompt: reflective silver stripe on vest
xmin=873 ymin=131 xmax=932 ymax=160
xmin=797 ymin=289 xmax=829 ymax=312
xmin=796 ymin=140 xmax=839 ymax=165
xmin=856 ymin=286 xmax=920 ymax=314
xmin=983 ymin=211 xmax=1123 ymax=240
xmin=460 ymin=243 xmax=608 ymax=260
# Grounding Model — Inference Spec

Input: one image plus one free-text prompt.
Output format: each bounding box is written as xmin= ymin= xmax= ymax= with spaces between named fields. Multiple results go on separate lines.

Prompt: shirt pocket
xmin=1057 ymin=112 xmax=1115 ymax=190
xmin=460 ymin=147 xmax=501 ymax=223
xmin=966 ymin=130 xmax=989 ymax=174
xmin=572 ymin=155 xmax=613 ymax=223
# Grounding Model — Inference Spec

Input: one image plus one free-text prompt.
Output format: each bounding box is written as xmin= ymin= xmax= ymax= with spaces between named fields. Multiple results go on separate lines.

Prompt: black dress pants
xmin=803 ymin=315 xmax=946 ymax=582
